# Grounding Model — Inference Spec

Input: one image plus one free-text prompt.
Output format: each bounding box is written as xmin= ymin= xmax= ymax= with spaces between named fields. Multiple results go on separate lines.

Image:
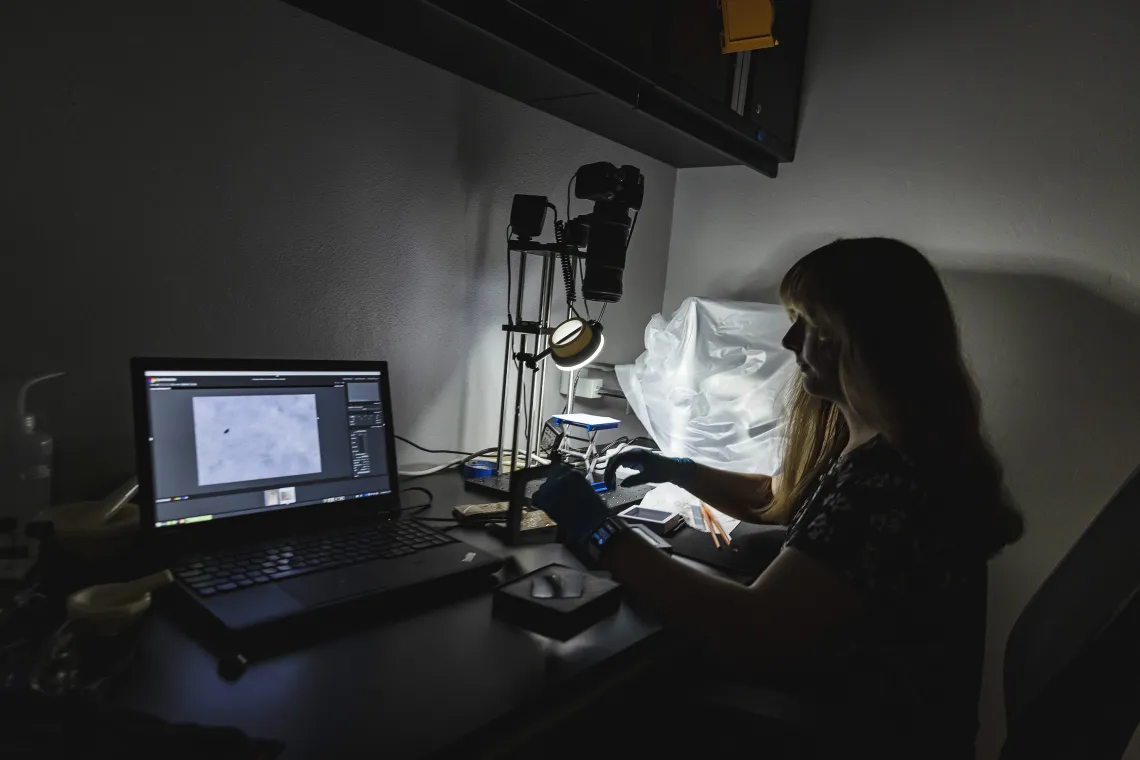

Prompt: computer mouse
xmin=217 ymin=652 xmax=248 ymax=682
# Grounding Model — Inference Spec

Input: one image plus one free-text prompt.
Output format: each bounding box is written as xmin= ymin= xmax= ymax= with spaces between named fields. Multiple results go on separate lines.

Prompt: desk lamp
xmin=530 ymin=318 xmax=605 ymax=372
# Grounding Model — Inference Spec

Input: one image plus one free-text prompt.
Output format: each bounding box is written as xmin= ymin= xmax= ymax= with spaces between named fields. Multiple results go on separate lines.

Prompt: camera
xmin=571 ymin=162 xmax=644 ymax=303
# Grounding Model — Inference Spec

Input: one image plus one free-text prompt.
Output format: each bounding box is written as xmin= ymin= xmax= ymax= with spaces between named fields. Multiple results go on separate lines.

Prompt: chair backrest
xmin=1002 ymin=464 xmax=1140 ymax=759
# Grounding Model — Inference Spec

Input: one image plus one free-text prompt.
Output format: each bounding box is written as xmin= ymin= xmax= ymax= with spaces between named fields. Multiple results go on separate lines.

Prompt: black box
xmin=492 ymin=563 xmax=621 ymax=640
xmin=509 ymin=194 xmax=549 ymax=239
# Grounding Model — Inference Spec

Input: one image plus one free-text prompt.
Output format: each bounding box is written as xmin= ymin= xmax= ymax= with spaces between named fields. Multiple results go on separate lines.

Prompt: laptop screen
xmin=140 ymin=367 xmax=393 ymax=527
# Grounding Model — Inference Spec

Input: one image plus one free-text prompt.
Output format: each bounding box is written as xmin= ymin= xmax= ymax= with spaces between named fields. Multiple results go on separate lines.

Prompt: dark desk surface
xmin=111 ymin=473 xmax=698 ymax=758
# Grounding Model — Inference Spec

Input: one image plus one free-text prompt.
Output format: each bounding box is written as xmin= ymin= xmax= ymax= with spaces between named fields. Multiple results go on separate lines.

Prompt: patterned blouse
xmin=783 ymin=435 xmax=987 ymax=760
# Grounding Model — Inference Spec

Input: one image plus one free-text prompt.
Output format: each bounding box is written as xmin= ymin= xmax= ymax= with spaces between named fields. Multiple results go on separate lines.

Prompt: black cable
xmin=521 ymin=378 xmax=533 ymax=454
xmin=505 ymin=223 xmax=514 ymax=323
xmin=399 ymin=486 xmax=433 ymax=516
xmin=462 ymin=446 xmax=499 ymax=464
xmin=394 ymin=435 xmax=470 ymax=457
xmin=413 ymin=515 xmax=500 ymax=523
xmin=414 ymin=518 xmax=503 ymax=533
xmin=598 ymin=303 xmax=607 ymax=322
xmin=598 ymin=436 xmax=630 ymax=455
xmin=566 ymin=172 xmax=577 ymax=223
xmin=626 ymin=209 xmax=639 ymax=247
xmin=554 ymin=219 xmax=576 ymax=308
xmin=579 ymin=259 xmax=591 ymax=320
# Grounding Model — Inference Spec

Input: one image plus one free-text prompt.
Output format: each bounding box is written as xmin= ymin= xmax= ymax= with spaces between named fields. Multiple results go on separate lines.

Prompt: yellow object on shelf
xmin=719 ymin=0 xmax=778 ymax=53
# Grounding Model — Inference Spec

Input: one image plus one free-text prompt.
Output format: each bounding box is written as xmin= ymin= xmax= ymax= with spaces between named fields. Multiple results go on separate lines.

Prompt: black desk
xmin=110 ymin=473 xmax=707 ymax=758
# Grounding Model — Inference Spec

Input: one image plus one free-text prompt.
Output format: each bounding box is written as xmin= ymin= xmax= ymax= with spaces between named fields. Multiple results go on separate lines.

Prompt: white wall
xmin=664 ymin=0 xmax=1140 ymax=757
xmin=0 ymin=0 xmax=675 ymax=500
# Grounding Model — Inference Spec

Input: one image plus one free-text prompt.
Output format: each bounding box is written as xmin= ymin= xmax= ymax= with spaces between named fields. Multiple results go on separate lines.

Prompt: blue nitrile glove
xmin=603 ymin=449 xmax=697 ymax=492
xmin=531 ymin=465 xmax=609 ymax=546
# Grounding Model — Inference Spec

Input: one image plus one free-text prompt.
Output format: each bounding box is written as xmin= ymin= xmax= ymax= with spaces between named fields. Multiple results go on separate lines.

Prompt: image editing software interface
xmin=143 ymin=369 xmax=392 ymax=527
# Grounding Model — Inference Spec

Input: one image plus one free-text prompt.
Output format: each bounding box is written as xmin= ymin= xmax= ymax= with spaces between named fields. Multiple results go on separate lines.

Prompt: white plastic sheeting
xmin=616 ymin=297 xmax=796 ymax=476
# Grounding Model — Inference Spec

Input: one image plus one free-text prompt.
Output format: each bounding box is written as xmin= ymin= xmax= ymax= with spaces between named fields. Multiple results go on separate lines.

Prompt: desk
xmin=110 ymin=473 xmax=712 ymax=758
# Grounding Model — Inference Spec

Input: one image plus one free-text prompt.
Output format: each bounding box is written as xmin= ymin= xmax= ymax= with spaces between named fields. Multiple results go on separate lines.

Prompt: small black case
xmin=492 ymin=563 xmax=621 ymax=640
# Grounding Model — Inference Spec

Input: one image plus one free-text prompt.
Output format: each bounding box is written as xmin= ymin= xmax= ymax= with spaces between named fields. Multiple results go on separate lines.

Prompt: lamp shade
xmin=549 ymin=318 xmax=604 ymax=371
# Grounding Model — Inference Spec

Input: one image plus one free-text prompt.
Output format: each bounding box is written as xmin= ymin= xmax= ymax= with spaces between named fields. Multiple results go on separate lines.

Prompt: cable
xmin=461 ymin=447 xmax=500 ymax=464
xmin=398 ymin=455 xmax=468 ymax=478
xmin=397 ymin=446 xmax=519 ymax=479
xmin=414 ymin=515 xmax=500 ymax=524
xmin=523 ymin=374 xmax=533 ymax=449
xmin=579 ymin=259 xmax=591 ymax=320
xmin=554 ymin=219 xmax=576 ymax=309
xmin=566 ymin=172 xmax=577 ymax=223
xmin=505 ymin=223 xmax=514 ymax=323
xmin=598 ymin=303 xmax=607 ymax=322
xmin=598 ymin=436 xmax=630 ymax=455
xmin=563 ymin=370 xmax=580 ymax=414
xmin=397 ymin=446 xmax=497 ymax=478
xmin=399 ymin=486 xmax=433 ymax=516
xmin=394 ymin=435 xmax=470 ymax=457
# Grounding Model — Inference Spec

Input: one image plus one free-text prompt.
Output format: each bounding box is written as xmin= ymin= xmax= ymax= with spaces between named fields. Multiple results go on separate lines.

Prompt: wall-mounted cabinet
xmin=284 ymin=0 xmax=812 ymax=177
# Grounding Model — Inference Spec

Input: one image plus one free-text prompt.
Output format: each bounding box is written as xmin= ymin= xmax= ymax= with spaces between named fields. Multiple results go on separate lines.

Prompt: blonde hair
xmin=764 ymin=238 xmax=1022 ymax=557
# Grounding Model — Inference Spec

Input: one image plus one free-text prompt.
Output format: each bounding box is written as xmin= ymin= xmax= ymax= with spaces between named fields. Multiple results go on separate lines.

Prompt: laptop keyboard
xmin=173 ymin=520 xmax=456 ymax=597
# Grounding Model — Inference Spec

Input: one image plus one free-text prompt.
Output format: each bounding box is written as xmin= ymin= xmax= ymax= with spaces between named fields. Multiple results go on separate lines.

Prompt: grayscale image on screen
xmin=192 ymin=394 xmax=322 ymax=486
xmin=347 ymin=382 xmax=381 ymax=403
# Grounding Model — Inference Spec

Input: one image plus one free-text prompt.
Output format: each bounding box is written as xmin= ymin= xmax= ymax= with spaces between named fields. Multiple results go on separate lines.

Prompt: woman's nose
xmin=782 ymin=320 xmax=803 ymax=352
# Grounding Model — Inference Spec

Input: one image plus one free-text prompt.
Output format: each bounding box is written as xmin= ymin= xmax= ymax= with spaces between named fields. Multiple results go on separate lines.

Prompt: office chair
xmin=1001 ymin=464 xmax=1140 ymax=760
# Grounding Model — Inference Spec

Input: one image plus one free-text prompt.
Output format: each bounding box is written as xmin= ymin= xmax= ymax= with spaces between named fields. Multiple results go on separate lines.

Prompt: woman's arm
xmin=604 ymin=450 xmax=784 ymax=524
xmin=533 ymin=465 xmax=865 ymax=674
xmin=601 ymin=531 xmax=864 ymax=673
xmin=686 ymin=467 xmax=783 ymax=524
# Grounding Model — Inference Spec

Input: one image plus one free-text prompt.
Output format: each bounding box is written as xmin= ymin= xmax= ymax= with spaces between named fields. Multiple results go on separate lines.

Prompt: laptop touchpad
xmin=281 ymin=566 xmax=393 ymax=607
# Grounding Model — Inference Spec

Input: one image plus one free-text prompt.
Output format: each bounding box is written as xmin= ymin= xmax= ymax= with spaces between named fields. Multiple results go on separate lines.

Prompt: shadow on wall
xmin=940 ymin=267 xmax=1140 ymax=759
xmin=0 ymin=0 xmax=523 ymax=504
xmin=699 ymin=253 xmax=1140 ymax=758
xmin=704 ymin=232 xmax=839 ymax=304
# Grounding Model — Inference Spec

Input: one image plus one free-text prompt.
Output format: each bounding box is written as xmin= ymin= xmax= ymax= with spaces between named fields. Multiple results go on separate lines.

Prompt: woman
xmin=533 ymin=238 xmax=1023 ymax=759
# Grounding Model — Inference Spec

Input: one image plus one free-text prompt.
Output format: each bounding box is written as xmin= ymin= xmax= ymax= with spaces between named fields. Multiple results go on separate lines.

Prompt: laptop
xmin=130 ymin=357 xmax=502 ymax=633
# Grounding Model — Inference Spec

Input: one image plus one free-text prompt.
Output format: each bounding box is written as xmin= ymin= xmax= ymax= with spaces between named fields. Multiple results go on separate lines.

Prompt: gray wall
xmin=1 ymin=0 xmax=675 ymax=499
xmin=664 ymin=0 xmax=1140 ymax=756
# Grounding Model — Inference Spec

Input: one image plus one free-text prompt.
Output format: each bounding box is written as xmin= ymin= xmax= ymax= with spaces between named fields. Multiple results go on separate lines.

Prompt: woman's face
xmin=782 ymin=313 xmax=843 ymax=401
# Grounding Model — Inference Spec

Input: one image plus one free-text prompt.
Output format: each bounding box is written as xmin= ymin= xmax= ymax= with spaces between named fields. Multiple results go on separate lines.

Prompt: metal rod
xmin=564 ymin=305 xmax=577 ymax=414
xmin=495 ymin=328 xmax=512 ymax=474
xmin=530 ymin=259 xmax=557 ymax=463
xmin=524 ymin=256 xmax=550 ymax=467
xmin=508 ymin=253 xmax=528 ymax=479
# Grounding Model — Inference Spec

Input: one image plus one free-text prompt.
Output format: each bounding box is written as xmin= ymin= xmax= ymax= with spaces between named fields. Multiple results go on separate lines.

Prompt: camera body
xmin=572 ymin=163 xmax=644 ymax=303
xmin=574 ymin=162 xmax=645 ymax=209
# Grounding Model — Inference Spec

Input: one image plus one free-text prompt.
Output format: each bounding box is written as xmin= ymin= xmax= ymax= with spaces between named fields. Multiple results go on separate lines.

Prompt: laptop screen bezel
xmin=130 ymin=357 xmax=402 ymax=538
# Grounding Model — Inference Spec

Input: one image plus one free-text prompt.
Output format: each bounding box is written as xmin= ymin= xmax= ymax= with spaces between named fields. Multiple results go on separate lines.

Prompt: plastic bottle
xmin=3 ymin=372 xmax=63 ymax=517
xmin=0 ymin=372 xmax=62 ymax=579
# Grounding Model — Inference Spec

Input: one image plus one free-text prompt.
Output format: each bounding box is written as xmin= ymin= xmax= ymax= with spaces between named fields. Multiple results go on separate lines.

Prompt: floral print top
xmin=783 ymin=435 xmax=987 ymax=760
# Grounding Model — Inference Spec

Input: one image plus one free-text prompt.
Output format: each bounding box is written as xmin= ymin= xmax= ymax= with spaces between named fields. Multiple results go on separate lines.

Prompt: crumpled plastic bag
xmin=615 ymin=297 xmax=795 ymax=534
xmin=616 ymin=297 xmax=795 ymax=476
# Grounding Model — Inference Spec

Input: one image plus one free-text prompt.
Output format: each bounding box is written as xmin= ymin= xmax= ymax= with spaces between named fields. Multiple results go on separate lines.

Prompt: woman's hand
xmin=531 ymin=465 xmax=609 ymax=545
xmin=603 ymin=449 xmax=696 ymax=490
xmin=606 ymin=450 xmax=781 ymax=525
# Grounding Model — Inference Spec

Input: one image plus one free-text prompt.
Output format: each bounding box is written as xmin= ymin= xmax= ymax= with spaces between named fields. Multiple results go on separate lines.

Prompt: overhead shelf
xmin=284 ymin=0 xmax=811 ymax=177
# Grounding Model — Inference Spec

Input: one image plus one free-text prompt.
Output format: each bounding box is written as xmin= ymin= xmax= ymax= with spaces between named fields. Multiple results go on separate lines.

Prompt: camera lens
xmin=582 ymin=216 xmax=629 ymax=302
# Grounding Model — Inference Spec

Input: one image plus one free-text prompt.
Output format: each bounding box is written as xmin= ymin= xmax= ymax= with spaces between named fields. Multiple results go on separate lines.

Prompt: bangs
xmin=779 ymin=256 xmax=828 ymax=325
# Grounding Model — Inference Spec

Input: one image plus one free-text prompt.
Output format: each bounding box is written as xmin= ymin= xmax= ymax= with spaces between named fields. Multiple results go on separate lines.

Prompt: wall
xmin=663 ymin=0 xmax=1140 ymax=756
xmin=0 ymin=0 xmax=675 ymax=499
